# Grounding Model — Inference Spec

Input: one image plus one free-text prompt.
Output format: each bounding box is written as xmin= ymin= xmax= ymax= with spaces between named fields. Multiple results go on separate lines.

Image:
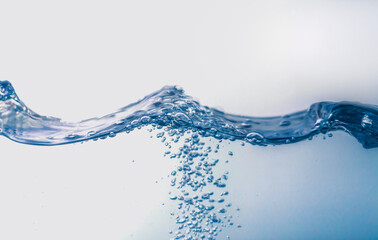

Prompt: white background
xmin=0 ymin=1 xmax=377 ymax=240
xmin=0 ymin=0 xmax=377 ymax=121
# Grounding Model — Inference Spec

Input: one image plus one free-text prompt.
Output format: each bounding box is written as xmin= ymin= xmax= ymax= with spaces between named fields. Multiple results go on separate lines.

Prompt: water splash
xmin=0 ymin=80 xmax=376 ymax=148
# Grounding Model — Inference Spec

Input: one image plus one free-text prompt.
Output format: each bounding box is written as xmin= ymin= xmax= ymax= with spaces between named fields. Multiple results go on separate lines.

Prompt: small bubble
xmin=156 ymin=132 xmax=165 ymax=138
xmin=279 ymin=120 xmax=291 ymax=127
xmin=245 ymin=132 xmax=264 ymax=144
xmin=361 ymin=114 xmax=373 ymax=128
xmin=66 ymin=134 xmax=79 ymax=140
xmin=140 ymin=116 xmax=150 ymax=124
xmin=86 ymin=131 xmax=96 ymax=137
xmin=205 ymin=205 xmax=214 ymax=211
xmin=218 ymin=208 xmax=226 ymax=214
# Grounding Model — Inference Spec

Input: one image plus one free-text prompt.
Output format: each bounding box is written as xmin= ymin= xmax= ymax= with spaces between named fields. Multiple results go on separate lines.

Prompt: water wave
xmin=1 ymin=80 xmax=377 ymax=239
xmin=0 ymin=80 xmax=377 ymax=148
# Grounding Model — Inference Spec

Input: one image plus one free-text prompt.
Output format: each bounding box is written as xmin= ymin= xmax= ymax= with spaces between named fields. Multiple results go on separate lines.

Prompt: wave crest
xmin=0 ymin=81 xmax=376 ymax=148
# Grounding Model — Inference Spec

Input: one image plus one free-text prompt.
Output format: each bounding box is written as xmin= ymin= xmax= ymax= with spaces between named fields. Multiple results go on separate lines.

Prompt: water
xmin=0 ymin=80 xmax=376 ymax=148
xmin=0 ymin=80 xmax=377 ymax=239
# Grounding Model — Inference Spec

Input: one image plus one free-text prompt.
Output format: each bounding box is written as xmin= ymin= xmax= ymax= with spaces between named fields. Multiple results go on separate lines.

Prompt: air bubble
xmin=361 ymin=114 xmax=373 ymax=128
xmin=245 ymin=132 xmax=264 ymax=144
xmin=279 ymin=120 xmax=291 ymax=126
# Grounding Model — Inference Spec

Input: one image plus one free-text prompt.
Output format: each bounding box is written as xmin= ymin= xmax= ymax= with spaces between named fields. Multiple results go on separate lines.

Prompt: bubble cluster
xmin=151 ymin=126 xmax=241 ymax=240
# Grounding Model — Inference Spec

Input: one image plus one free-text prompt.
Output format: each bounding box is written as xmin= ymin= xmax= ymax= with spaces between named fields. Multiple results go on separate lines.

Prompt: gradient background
xmin=0 ymin=1 xmax=377 ymax=239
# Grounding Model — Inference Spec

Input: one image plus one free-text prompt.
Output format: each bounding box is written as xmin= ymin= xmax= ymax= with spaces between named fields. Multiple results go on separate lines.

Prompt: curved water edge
xmin=0 ymin=80 xmax=377 ymax=148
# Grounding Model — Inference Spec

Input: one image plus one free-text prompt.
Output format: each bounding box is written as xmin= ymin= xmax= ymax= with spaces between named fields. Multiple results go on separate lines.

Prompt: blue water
xmin=0 ymin=80 xmax=377 ymax=239
xmin=0 ymin=81 xmax=377 ymax=148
